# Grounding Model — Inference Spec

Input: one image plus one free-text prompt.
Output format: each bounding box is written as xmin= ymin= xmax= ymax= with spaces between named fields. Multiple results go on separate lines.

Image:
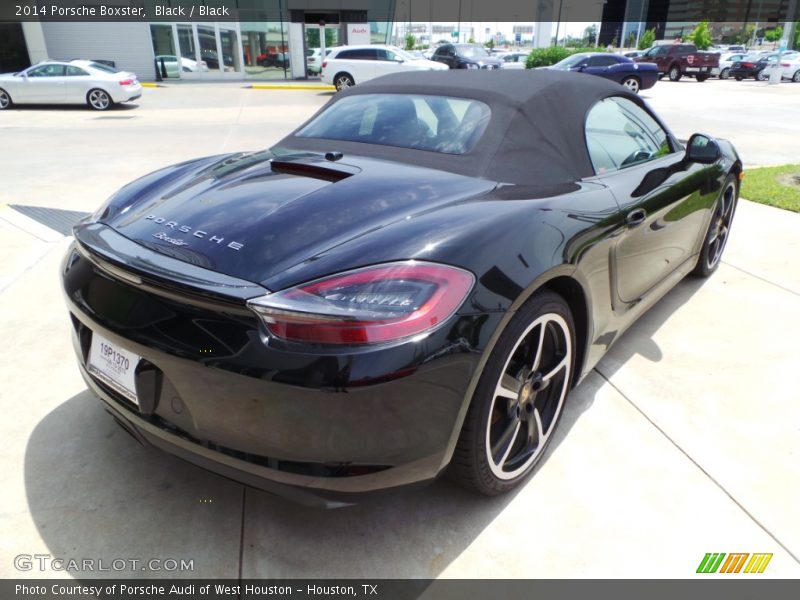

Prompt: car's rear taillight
xmin=119 ymin=79 xmax=134 ymax=86
xmin=247 ymin=261 xmax=475 ymax=345
xmin=780 ymin=63 xmax=791 ymax=67
xmin=741 ymin=62 xmax=753 ymax=68
xmin=322 ymin=61 xmax=328 ymax=68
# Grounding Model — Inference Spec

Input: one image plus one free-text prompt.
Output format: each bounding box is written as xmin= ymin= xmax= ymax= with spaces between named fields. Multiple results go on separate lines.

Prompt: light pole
xmin=634 ymin=0 xmax=647 ymax=49
xmin=769 ymin=0 xmax=798 ymax=84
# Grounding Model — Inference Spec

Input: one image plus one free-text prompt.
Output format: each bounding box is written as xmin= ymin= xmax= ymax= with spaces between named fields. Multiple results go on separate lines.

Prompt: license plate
xmin=87 ymin=332 xmax=140 ymax=406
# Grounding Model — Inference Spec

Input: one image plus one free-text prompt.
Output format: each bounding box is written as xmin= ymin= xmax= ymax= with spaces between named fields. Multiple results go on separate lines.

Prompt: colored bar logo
xmin=696 ymin=553 xmax=772 ymax=573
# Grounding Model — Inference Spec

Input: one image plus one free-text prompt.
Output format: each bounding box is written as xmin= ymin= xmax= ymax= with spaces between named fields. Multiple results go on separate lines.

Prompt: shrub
xmin=638 ymin=28 xmax=656 ymax=50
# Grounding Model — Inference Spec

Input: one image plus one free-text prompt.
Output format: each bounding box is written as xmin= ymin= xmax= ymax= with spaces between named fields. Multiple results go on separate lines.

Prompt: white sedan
xmin=711 ymin=52 xmax=747 ymax=79
xmin=322 ymin=45 xmax=448 ymax=91
xmin=498 ymin=52 xmax=530 ymax=69
xmin=779 ymin=56 xmax=800 ymax=82
xmin=0 ymin=60 xmax=142 ymax=111
xmin=155 ymin=55 xmax=209 ymax=78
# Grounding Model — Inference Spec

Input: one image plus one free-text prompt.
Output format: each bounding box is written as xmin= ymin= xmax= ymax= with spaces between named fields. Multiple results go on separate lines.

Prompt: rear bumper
xmin=62 ymin=238 xmax=496 ymax=504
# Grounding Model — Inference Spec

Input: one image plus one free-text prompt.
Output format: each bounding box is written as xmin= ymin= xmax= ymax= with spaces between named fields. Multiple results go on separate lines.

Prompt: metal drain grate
xmin=9 ymin=205 xmax=90 ymax=236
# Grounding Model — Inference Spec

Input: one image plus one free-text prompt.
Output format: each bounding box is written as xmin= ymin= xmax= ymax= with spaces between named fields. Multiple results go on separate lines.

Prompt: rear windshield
xmin=295 ymin=94 xmax=491 ymax=155
xmin=88 ymin=62 xmax=120 ymax=73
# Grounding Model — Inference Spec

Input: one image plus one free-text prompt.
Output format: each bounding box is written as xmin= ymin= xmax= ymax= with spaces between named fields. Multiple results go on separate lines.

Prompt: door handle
xmin=626 ymin=208 xmax=647 ymax=227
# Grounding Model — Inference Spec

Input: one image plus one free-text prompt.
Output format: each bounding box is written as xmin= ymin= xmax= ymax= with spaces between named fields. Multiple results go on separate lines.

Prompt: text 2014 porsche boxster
xmin=62 ymin=71 xmax=741 ymax=506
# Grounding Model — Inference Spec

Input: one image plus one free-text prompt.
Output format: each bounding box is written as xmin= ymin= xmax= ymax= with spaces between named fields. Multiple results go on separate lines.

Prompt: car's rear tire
xmin=696 ymin=74 xmax=709 ymax=82
xmin=719 ymin=67 xmax=730 ymax=79
xmin=734 ymin=75 xmax=743 ymax=81
xmin=0 ymin=88 xmax=11 ymax=110
xmin=691 ymin=174 xmax=738 ymax=278
xmin=793 ymin=70 xmax=800 ymax=83
xmin=756 ymin=70 xmax=768 ymax=81
xmin=668 ymin=65 xmax=682 ymax=81
xmin=333 ymin=73 xmax=354 ymax=91
xmin=621 ymin=76 xmax=641 ymax=93
xmin=448 ymin=290 xmax=575 ymax=495
xmin=87 ymin=88 xmax=112 ymax=111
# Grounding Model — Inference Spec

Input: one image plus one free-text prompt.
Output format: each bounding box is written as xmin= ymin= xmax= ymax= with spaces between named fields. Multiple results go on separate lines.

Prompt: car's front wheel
xmin=692 ymin=174 xmax=738 ymax=278
xmin=793 ymin=70 xmax=800 ymax=83
xmin=449 ymin=290 xmax=574 ymax=495
xmin=668 ymin=65 xmax=682 ymax=81
xmin=0 ymin=88 xmax=11 ymax=110
xmin=333 ymin=73 xmax=354 ymax=91
xmin=87 ymin=88 xmax=112 ymax=111
xmin=621 ymin=76 xmax=641 ymax=93
xmin=756 ymin=70 xmax=768 ymax=81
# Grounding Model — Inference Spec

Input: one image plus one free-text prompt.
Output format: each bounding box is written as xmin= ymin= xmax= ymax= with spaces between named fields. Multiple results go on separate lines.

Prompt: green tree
xmin=795 ymin=23 xmax=800 ymax=50
xmin=584 ymin=24 xmax=598 ymax=46
xmin=484 ymin=38 xmax=495 ymax=50
xmin=626 ymin=32 xmax=636 ymax=48
xmin=638 ymin=28 xmax=657 ymax=50
xmin=737 ymin=24 xmax=755 ymax=46
xmin=764 ymin=27 xmax=783 ymax=43
xmin=687 ymin=21 xmax=712 ymax=50
xmin=404 ymin=33 xmax=416 ymax=51
xmin=467 ymin=36 xmax=476 ymax=44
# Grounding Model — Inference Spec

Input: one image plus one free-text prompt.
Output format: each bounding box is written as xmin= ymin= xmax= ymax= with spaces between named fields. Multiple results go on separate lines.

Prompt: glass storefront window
xmin=197 ymin=25 xmax=221 ymax=71
xmin=150 ymin=24 xmax=179 ymax=79
xmin=240 ymin=21 xmax=289 ymax=79
xmin=177 ymin=24 xmax=196 ymax=63
xmin=219 ymin=29 xmax=240 ymax=73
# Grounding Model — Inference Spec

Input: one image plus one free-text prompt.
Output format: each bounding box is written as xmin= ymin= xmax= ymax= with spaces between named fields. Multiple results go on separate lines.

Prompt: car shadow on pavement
xmin=4 ymin=103 xmax=139 ymax=112
xmin=24 ymin=276 xmax=708 ymax=579
xmin=547 ymin=274 xmax=708 ymax=451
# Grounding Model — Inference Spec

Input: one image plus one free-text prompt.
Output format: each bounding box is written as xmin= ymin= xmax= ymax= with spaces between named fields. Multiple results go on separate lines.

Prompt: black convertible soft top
xmin=276 ymin=69 xmax=646 ymax=186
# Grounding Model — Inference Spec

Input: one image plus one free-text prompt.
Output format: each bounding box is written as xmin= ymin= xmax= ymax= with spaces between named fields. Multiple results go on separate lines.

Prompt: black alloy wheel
xmin=692 ymin=174 xmax=738 ymax=277
xmin=449 ymin=290 xmax=574 ymax=495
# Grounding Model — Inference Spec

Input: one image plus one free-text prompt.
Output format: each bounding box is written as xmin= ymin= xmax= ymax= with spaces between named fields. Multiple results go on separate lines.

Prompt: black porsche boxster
xmin=62 ymin=70 xmax=741 ymax=506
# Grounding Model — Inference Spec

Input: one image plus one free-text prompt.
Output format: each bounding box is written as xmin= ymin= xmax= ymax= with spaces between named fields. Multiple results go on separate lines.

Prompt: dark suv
xmin=431 ymin=44 xmax=502 ymax=69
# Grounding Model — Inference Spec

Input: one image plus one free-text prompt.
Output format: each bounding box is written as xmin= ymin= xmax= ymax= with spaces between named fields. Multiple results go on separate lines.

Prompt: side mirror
xmin=686 ymin=133 xmax=721 ymax=164
xmin=576 ymin=63 xmax=588 ymax=70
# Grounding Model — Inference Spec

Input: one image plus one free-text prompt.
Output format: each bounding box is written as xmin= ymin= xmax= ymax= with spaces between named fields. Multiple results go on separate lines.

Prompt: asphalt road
xmin=0 ymin=79 xmax=798 ymax=579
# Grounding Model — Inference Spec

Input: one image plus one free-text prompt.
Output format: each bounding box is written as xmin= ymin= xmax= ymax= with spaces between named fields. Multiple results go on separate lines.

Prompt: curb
xmin=250 ymin=84 xmax=335 ymax=91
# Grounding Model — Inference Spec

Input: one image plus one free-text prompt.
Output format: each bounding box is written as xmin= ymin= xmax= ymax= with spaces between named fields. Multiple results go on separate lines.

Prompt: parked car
xmin=779 ymin=55 xmax=800 ymax=82
xmin=727 ymin=45 xmax=747 ymax=53
xmin=257 ymin=52 xmax=290 ymax=69
xmin=622 ymin=50 xmax=644 ymax=58
xmin=0 ymin=59 xmax=141 ymax=111
xmin=154 ymin=55 xmax=208 ymax=78
xmin=306 ymin=48 xmax=331 ymax=75
xmin=545 ymin=52 xmax=658 ymax=93
xmin=321 ymin=45 xmax=447 ymax=91
xmin=729 ymin=53 xmax=781 ymax=80
xmin=62 ymin=70 xmax=741 ymax=505
xmin=430 ymin=44 xmax=503 ymax=69
xmin=201 ymin=49 xmax=234 ymax=70
xmin=498 ymin=52 xmax=529 ymax=69
xmin=711 ymin=52 xmax=748 ymax=79
xmin=634 ymin=43 xmax=719 ymax=81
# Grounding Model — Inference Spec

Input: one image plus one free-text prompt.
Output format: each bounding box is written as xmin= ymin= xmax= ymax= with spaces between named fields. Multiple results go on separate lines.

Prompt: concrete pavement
xmin=0 ymin=81 xmax=798 ymax=579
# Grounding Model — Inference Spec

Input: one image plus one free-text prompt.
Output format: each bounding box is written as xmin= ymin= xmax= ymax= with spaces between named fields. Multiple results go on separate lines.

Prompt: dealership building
xmin=0 ymin=1 xmax=396 ymax=81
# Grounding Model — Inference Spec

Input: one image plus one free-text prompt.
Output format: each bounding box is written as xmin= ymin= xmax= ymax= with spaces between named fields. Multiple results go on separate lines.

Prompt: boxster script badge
xmin=145 ymin=215 xmax=244 ymax=251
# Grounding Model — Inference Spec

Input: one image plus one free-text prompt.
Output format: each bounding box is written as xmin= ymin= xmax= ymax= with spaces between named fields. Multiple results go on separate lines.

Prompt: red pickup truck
xmin=634 ymin=44 xmax=720 ymax=82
